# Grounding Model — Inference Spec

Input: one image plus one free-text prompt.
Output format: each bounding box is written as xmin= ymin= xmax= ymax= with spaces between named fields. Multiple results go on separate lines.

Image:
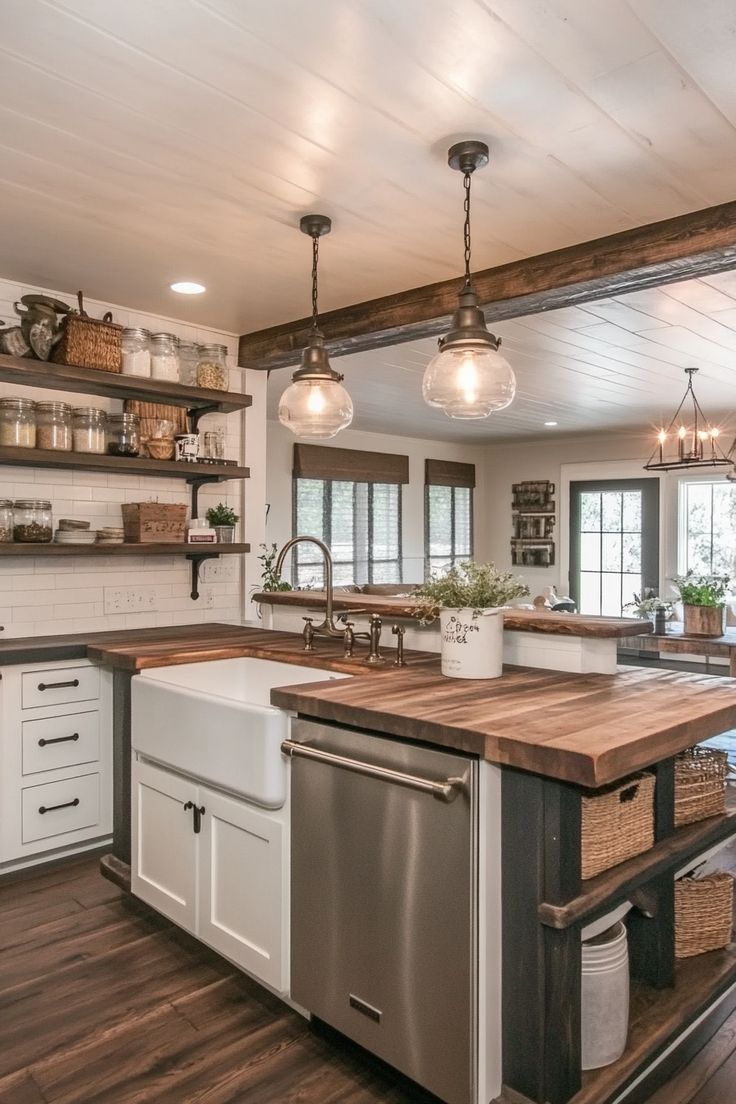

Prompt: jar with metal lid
xmin=72 ymin=407 xmax=107 ymax=454
xmin=13 ymin=499 xmax=52 ymax=543
xmin=0 ymin=499 xmax=13 ymax=543
xmin=150 ymin=332 xmax=180 ymax=382
xmin=121 ymin=327 xmax=151 ymax=377
xmin=179 ymin=342 xmax=201 ymax=387
xmin=197 ymin=344 xmax=229 ymax=391
xmin=107 ymin=413 xmax=140 ymax=457
xmin=0 ymin=397 xmax=36 ymax=448
xmin=35 ymin=401 xmax=72 ymax=451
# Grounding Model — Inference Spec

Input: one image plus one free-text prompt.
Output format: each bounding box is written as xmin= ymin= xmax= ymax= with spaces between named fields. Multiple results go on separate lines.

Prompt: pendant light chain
xmin=463 ymin=170 xmax=473 ymax=287
xmin=311 ymin=232 xmax=320 ymax=332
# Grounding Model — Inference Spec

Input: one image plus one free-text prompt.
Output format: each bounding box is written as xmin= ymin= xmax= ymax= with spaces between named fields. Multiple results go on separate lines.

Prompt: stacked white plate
xmin=54 ymin=530 xmax=97 ymax=545
xmin=97 ymin=527 xmax=125 ymax=545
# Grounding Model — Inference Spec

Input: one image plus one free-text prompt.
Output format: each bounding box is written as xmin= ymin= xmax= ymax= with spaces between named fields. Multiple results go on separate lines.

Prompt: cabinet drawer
xmin=22 ymin=711 xmax=100 ymax=776
xmin=22 ymin=773 xmax=100 ymax=844
xmin=22 ymin=665 xmax=100 ymax=710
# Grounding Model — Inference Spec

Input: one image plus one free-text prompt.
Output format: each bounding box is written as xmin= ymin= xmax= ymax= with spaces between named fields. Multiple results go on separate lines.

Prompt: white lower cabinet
xmin=132 ymin=755 xmax=287 ymax=993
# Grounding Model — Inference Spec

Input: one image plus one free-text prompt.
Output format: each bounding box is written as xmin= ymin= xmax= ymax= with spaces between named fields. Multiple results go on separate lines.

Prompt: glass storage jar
xmin=0 ymin=499 xmax=13 ymax=543
xmin=72 ymin=407 xmax=107 ymax=454
xmin=121 ymin=327 xmax=151 ymax=377
xmin=197 ymin=344 xmax=229 ymax=391
xmin=178 ymin=342 xmax=201 ymax=387
xmin=107 ymin=413 xmax=140 ymax=457
xmin=0 ymin=397 xmax=36 ymax=448
xmin=150 ymin=332 xmax=180 ymax=382
xmin=13 ymin=499 xmax=52 ymax=543
xmin=35 ymin=401 xmax=72 ymax=451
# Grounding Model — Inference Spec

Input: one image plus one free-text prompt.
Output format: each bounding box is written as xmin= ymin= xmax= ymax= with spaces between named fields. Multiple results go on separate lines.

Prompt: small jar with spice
xmin=72 ymin=407 xmax=107 ymax=454
xmin=197 ymin=344 xmax=229 ymax=391
xmin=121 ymin=327 xmax=151 ymax=377
xmin=107 ymin=413 xmax=141 ymax=457
xmin=0 ymin=499 xmax=13 ymax=543
xmin=0 ymin=397 xmax=36 ymax=448
xmin=150 ymin=333 xmax=180 ymax=382
xmin=35 ymin=401 xmax=72 ymax=451
xmin=13 ymin=499 xmax=53 ymax=543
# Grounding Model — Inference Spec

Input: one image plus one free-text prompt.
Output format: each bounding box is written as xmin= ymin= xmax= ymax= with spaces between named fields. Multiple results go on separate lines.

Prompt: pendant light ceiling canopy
xmin=422 ymin=140 xmax=516 ymax=420
xmin=278 ymin=214 xmax=353 ymax=440
xmin=644 ymin=367 xmax=732 ymax=474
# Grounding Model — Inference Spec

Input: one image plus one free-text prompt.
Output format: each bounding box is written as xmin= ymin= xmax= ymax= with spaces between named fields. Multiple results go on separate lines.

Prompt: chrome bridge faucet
xmin=275 ymin=536 xmax=344 ymax=640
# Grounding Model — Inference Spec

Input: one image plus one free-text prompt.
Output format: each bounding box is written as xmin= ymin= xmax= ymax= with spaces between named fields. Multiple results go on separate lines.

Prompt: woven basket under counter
xmin=674 ymin=746 xmax=730 ymax=828
xmin=580 ymin=772 xmax=655 ymax=880
xmin=675 ymin=872 xmax=734 ymax=958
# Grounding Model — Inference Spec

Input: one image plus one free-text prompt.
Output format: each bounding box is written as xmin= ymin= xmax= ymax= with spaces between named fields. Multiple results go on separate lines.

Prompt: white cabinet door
xmin=199 ymin=786 xmax=286 ymax=991
xmin=132 ymin=758 xmax=198 ymax=932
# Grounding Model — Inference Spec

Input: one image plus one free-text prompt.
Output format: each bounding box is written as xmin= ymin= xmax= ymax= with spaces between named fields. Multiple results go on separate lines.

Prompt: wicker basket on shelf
xmin=674 ymin=746 xmax=730 ymax=827
xmin=121 ymin=502 xmax=187 ymax=544
xmin=675 ymin=872 xmax=734 ymax=958
xmin=581 ymin=772 xmax=655 ymax=880
xmin=51 ymin=291 xmax=122 ymax=373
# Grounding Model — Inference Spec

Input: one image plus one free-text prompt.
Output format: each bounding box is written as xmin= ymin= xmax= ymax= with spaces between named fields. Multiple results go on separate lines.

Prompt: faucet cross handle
xmin=302 ymin=617 xmax=315 ymax=652
xmin=367 ymin=613 xmax=385 ymax=664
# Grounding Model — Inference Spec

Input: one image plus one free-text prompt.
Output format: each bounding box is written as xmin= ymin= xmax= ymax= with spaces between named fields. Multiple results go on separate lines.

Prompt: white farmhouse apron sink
xmin=131 ymin=657 xmax=348 ymax=808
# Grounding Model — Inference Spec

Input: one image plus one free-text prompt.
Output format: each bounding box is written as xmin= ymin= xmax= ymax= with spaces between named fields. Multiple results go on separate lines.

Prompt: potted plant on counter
xmin=257 ymin=542 xmax=292 ymax=592
xmin=412 ymin=561 xmax=529 ymax=680
xmin=671 ymin=571 xmax=730 ymax=637
xmin=625 ymin=589 xmax=673 ymax=635
xmin=205 ymin=502 xmax=239 ymax=543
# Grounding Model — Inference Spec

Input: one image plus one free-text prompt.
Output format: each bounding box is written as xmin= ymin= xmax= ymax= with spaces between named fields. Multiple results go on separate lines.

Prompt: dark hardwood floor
xmin=1 ymin=852 xmax=735 ymax=1104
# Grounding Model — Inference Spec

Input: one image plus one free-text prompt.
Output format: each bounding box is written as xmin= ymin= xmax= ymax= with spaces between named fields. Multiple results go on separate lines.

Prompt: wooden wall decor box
xmin=580 ymin=771 xmax=655 ymax=879
xmin=675 ymin=872 xmax=734 ymax=957
xmin=511 ymin=479 xmax=556 ymax=567
xmin=674 ymin=746 xmax=730 ymax=827
xmin=121 ymin=502 xmax=187 ymax=544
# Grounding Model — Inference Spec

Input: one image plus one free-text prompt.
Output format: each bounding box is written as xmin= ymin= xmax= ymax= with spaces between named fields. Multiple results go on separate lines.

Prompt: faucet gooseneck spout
xmin=275 ymin=535 xmax=343 ymax=637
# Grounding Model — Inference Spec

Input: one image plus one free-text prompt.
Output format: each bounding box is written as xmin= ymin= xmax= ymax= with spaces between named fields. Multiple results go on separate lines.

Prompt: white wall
xmin=0 ymin=277 xmax=267 ymax=637
xmin=265 ymin=421 xmax=490 ymax=584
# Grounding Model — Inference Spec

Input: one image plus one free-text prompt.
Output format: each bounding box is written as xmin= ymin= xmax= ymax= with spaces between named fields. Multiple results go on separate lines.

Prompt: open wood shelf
xmin=0 ymin=444 xmax=249 ymax=481
xmin=0 ymin=351 xmax=252 ymax=414
xmin=0 ymin=542 xmax=250 ymax=557
xmin=539 ymin=790 xmax=736 ymax=930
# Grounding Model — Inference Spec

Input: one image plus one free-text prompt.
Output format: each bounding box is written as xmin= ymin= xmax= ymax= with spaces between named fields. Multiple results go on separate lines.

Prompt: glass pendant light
xmin=423 ymin=141 xmax=516 ymax=419
xmin=278 ymin=214 xmax=353 ymax=439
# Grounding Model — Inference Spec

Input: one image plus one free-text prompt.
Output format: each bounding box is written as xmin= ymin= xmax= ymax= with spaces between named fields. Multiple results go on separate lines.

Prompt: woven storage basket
xmin=51 ymin=291 xmax=122 ymax=373
xmin=123 ymin=400 xmax=188 ymax=458
xmin=581 ymin=772 xmax=655 ymax=880
xmin=121 ymin=502 xmax=187 ymax=544
xmin=675 ymin=872 xmax=734 ymax=957
xmin=675 ymin=746 xmax=729 ymax=827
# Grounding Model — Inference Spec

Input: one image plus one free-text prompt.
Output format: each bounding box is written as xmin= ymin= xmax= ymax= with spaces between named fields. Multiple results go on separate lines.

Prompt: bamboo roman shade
xmin=425 ymin=459 xmax=476 ymax=489
xmin=293 ymin=444 xmax=409 ymax=485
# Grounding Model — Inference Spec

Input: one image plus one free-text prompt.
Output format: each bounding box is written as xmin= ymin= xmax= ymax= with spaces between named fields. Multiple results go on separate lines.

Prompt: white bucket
xmin=581 ymin=921 xmax=630 ymax=1071
xmin=439 ymin=607 xmax=504 ymax=679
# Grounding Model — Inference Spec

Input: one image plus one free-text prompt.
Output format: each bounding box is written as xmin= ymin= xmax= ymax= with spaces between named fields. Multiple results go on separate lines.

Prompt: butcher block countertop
xmin=271 ymin=662 xmax=736 ymax=787
xmin=254 ymin=590 xmax=653 ymax=639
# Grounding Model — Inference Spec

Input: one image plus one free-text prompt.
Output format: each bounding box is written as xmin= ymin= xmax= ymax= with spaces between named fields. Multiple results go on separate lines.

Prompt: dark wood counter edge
xmin=100 ymin=853 xmax=131 ymax=892
xmin=254 ymin=591 xmax=653 ymax=639
xmin=0 ymin=623 xmax=241 ymax=665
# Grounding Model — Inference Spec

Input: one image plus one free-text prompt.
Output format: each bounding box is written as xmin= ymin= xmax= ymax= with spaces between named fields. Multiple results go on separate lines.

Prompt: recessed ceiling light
xmin=544 ymin=420 xmax=558 ymax=427
xmin=170 ymin=281 xmax=206 ymax=294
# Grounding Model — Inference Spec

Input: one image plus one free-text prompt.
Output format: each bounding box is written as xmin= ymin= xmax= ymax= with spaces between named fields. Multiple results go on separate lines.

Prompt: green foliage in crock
xmin=205 ymin=502 xmax=239 ymax=527
xmin=257 ymin=542 xmax=291 ymax=592
xmin=625 ymin=589 xmax=673 ymax=618
xmin=671 ymin=571 xmax=730 ymax=608
xmin=412 ymin=561 xmax=529 ymax=625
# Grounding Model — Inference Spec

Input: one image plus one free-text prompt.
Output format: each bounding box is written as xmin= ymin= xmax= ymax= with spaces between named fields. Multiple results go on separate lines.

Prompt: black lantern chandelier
xmin=278 ymin=214 xmax=353 ymax=439
xmin=644 ymin=368 xmax=731 ymax=472
xmin=422 ymin=140 xmax=516 ymax=419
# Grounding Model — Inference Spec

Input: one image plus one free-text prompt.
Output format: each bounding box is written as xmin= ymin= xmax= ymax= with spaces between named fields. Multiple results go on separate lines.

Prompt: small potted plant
xmin=625 ymin=589 xmax=673 ymax=635
xmin=205 ymin=502 xmax=239 ymax=543
xmin=257 ymin=542 xmax=292 ymax=592
xmin=412 ymin=561 xmax=529 ymax=679
xmin=671 ymin=571 xmax=730 ymax=637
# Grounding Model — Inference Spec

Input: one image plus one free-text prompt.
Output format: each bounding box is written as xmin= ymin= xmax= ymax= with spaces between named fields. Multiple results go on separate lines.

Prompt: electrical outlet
xmin=201 ymin=558 xmax=239 ymax=583
xmin=103 ymin=586 xmax=159 ymax=614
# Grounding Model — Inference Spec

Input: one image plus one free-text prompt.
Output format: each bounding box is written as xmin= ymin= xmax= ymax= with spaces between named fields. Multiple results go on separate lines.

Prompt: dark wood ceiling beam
xmin=238 ymin=200 xmax=736 ymax=370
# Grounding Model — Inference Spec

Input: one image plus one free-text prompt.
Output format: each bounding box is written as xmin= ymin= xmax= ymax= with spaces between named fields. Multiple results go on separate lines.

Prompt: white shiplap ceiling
xmin=266 ymin=272 xmax=736 ymax=442
xmin=1 ymin=1 xmax=736 ymax=333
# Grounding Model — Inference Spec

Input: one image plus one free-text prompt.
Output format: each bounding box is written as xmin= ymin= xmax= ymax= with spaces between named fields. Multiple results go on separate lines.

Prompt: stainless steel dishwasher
xmin=283 ymin=718 xmax=478 ymax=1104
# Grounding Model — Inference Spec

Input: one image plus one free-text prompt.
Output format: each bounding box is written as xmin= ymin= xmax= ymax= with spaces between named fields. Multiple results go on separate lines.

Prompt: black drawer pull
xmin=39 ymin=798 xmax=80 ymax=814
xmin=38 ymin=733 xmax=80 ymax=748
xmin=37 ymin=679 xmax=80 ymax=692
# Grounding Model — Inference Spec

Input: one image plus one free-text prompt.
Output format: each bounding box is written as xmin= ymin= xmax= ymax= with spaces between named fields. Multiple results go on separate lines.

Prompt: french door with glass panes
xmin=569 ymin=480 xmax=659 ymax=617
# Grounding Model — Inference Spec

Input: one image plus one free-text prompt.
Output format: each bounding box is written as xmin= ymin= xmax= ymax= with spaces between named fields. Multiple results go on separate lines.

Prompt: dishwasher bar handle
xmin=281 ymin=739 xmax=464 ymax=802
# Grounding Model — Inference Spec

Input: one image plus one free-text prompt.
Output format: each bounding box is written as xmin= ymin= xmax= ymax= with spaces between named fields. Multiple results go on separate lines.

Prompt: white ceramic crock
xmin=439 ymin=606 xmax=505 ymax=679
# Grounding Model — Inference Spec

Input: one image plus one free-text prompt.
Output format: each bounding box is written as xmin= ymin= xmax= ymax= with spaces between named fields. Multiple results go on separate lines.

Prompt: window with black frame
xmin=290 ymin=444 xmax=408 ymax=588
xmin=424 ymin=459 xmax=475 ymax=576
